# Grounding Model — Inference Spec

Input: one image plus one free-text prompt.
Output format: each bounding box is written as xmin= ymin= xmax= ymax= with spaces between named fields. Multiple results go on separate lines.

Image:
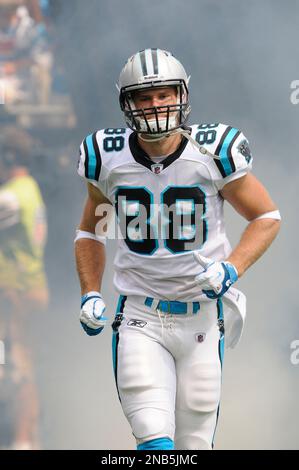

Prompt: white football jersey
xmin=77 ymin=123 xmax=253 ymax=301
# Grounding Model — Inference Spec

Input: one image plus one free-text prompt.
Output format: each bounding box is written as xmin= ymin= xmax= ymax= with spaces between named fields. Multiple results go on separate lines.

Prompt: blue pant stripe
xmin=137 ymin=437 xmax=174 ymax=450
xmin=212 ymin=298 xmax=225 ymax=447
xmin=112 ymin=295 xmax=127 ymax=403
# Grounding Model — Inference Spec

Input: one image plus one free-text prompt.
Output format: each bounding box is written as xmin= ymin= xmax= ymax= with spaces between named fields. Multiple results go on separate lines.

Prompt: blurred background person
xmin=0 ymin=0 xmax=54 ymax=106
xmin=0 ymin=126 xmax=48 ymax=450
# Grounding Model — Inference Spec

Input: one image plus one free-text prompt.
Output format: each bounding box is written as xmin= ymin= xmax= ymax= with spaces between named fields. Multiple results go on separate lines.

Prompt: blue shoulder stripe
xmin=214 ymin=127 xmax=241 ymax=177
xmin=92 ymin=132 xmax=102 ymax=181
xmin=85 ymin=133 xmax=102 ymax=180
xmin=86 ymin=134 xmax=95 ymax=179
xmin=83 ymin=138 xmax=89 ymax=178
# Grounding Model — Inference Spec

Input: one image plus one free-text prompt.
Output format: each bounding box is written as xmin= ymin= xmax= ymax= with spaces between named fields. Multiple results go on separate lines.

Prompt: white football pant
xmin=112 ymin=295 xmax=224 ymax=450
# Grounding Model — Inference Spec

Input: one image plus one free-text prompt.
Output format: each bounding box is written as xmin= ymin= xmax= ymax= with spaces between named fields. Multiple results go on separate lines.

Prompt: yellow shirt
xmin=0 ymin=174 xmax=47 ymax=291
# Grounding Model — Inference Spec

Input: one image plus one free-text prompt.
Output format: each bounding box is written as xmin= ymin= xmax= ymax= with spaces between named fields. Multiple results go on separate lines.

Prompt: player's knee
xmin=179 ymin=363 xmax=221 ymax=412
xmin=131 ymin=408 xmax=174 ymax=444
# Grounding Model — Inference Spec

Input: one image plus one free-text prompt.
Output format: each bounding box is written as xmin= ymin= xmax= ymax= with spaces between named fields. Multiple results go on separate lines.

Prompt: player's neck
xmin=137 ymin=133 xmax=182 ymax=159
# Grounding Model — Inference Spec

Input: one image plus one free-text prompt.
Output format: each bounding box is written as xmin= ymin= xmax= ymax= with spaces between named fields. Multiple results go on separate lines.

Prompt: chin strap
xmin=139 ymin=133 xmax=167 ymax=143
xmin=139 ymin=127 xmax=222 ymax=160
xmin=177 ymin=128 xmax=223 ymax=160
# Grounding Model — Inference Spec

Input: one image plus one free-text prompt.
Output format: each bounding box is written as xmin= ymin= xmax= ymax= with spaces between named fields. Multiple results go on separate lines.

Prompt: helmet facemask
xmin=119 ymin=80 xmax=190 ymax=136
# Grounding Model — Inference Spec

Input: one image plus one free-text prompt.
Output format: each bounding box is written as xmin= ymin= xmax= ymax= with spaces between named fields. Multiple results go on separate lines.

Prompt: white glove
xmin=80 ymin=291 xmax=107 ymax=336
xmin=194 ymin=252 xmax=238 ymax=299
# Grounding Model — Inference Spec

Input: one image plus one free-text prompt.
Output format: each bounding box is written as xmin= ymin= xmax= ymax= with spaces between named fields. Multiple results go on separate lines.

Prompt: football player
xmin=75 ymin=49 xmax=281 ymax=450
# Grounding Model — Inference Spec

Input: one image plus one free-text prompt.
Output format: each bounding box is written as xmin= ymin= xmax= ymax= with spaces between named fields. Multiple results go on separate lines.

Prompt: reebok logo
xmin=127 ymin=319 xmax=147 ymax=328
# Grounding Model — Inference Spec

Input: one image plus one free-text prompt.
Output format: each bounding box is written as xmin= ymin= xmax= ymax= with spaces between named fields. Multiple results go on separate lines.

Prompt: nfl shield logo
xmin=151 ymin=163 xmax=163 ymax=174
xmin=195 ymin=333 xmax=206 ymax=343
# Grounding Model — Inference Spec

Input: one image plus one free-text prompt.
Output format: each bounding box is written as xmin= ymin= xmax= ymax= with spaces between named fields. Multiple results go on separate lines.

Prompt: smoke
xmin=30 ymin=0 xmax=299 ymax=449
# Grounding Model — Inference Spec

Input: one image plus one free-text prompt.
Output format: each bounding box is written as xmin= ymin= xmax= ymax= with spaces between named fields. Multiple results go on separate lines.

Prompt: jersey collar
xmin=129 ymin=131 xmax=189 ymax=173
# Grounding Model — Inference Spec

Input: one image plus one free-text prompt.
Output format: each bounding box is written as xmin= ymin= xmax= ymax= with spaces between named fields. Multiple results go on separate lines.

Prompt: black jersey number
xmin=115 ymin=187 xmax=158 ymax=255
xmin=103 ymin=128 xmax=126 ymax=152
xmin=162 ymin=186 xmax=206 ymax=253
xmin=115 ymin=186 xmax=206 ymax=255
xmin=195 ymin=123 xmax=219 ymax=145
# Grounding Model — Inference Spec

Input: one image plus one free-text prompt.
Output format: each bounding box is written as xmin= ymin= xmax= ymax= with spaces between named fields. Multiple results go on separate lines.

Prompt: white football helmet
xmin=118 ymin=48 xmax=191 ymax=136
